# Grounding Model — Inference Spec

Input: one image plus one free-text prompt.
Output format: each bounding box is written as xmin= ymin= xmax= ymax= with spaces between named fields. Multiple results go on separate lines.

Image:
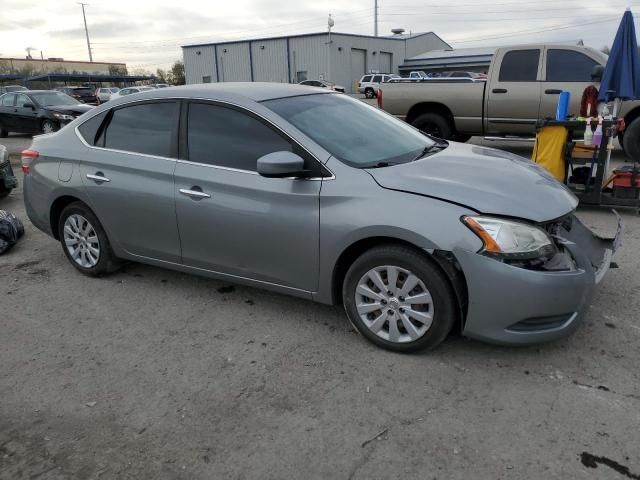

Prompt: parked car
xmin=150 ymin=83 xmax=170 ymax=89
xmin=109 ymin=86 xmax=155 ymax=101
xmin=358 ymin=74 xmax=400 ymax=98
xmin=0 ymin=85 xmax=28 ymax=95
xmin=378 ymin=43 xmax=640 ymax=155
xmin=298 ymin=80 xmax=345 ymax=93
xmin=442 ymin=71 xmax=487 ymax=79
xmin=0 ymin=90 xmax=94 ymax=135
xmin=0 ymin=145 xmax=17 ymax=199
xmin=21 ymin=83 xmax=620 ymax=353
xmin=96 ymin=87 xmax=119 ymax=102
xmin=55 ymin=86 xmax=99 ymax=105
xmin=408 ymin=71 xmax=428 ymax=80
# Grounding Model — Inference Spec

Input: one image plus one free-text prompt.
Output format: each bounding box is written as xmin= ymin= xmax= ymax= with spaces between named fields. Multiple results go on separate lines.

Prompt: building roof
xmin=182 ymin=31 xmax=442 ymax=48
xmin=24 ymin=73 xmax=154 ymax=83
xmin=0 ymin=57 xmax=126 ymax=66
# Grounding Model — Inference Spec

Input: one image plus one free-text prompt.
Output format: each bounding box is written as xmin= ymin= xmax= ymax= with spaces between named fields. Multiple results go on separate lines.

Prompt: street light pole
xmin=327 ymin=14 xmax=334 ymax=82
xmin=78 ymin=2 xmax=93 ymax=62
xmin=374 ymin=0 xmax=378 ymax=36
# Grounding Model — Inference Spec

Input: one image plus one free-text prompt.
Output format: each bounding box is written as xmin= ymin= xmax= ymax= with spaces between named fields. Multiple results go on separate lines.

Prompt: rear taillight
xmin=377 ymin=88 xmax=383 ymax=109
xmin=21 ymin=149 xmax=39 ymax=174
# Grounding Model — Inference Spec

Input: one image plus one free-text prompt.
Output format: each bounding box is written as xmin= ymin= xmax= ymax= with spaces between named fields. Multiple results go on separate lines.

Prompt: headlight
xmin=462 ymin=215 xmax=556 ymax=259
xmin=52 ymin=113 xmax=75 ymax=121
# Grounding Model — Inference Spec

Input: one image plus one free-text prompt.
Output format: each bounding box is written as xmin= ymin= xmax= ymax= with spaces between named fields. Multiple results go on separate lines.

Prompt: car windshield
xmin=30 ymin=92 xmax=81 ymax=106
xmin=263 ymin=94 xmax=435 ymax=168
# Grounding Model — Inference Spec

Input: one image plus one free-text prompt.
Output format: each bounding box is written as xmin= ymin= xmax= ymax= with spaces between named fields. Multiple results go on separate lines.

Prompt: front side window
xmin=499 ymin=49 xmax=540 ymax=82
xmin=263 ymin=93 xmax=434 ymax=168
xmin=15 ymin=94 xmax=31 ymax=108
xmin=102 ymin=102 xmax=179 ymax=157
xmin=361 ymin=75 xmax=372 ymax=82
xmin=187 ymin=102 xmax=292 ymax=171
xmin=1 ymin=94 xmax=15 ymax=107
xmin=546 ymin=49 xmax=599 ymax=82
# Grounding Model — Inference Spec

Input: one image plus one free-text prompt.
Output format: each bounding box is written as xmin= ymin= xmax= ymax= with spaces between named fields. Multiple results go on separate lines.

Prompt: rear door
xmin=486 ymin=48 xmax=543 ymax=135
xmin=174 ymin=101 xmax=322 ymax=291
xmin=539 ymin=47 xmax=603 ymax=119
xmin=0 ymin=94 xmax=16 ymax=129
xmin=78 ymin=100 xmax=182 ymax=262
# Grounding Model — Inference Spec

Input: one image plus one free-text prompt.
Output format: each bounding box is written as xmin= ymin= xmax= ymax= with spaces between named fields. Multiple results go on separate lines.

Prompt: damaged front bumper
xmin=454 ymin=211 xmax=623 ymax=346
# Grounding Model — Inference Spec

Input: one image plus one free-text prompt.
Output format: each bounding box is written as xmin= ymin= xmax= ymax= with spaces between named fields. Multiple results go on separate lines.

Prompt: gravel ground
xmin=1 ymin=130 xmax=639 ymax=479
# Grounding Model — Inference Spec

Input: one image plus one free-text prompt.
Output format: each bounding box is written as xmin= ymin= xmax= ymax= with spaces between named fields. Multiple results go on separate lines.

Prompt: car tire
xmin=412 ymin=112 xmax=453 ymax=140
xmin=622 ymin=117 xmax=640 ymax=161
xmin=342 ymin=244 xmax=457 ymax=353
xmin=41 ymin=119 xmax=59 ymax=134
xmin=58 ymin=202 xmax=121 ymax=277
xmin=0 ymin=125 xmax=8 ymax=138
xmin=365 ymin=88 xmax=375 ymax=99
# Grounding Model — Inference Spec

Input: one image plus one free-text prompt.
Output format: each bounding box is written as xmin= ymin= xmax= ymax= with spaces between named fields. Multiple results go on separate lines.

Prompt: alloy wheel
xmin=42 ymin=121 xmax=56 ymax=134
xmin=355 ymin=265 xmax=434 ymax=343
xmin=63 ymin=214 xmax=100 ymax=268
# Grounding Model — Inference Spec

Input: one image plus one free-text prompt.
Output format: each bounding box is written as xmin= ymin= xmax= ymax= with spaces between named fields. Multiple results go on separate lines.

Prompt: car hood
xmin=367 ymin=141 xmax=578 ymax=223
xmin=44 ymin=104 xmax=94 ymax=115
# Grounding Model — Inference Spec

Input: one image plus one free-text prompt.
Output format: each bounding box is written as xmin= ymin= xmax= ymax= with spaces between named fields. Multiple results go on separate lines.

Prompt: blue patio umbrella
xmin=599 ymin=9 xmax=640 ymax=103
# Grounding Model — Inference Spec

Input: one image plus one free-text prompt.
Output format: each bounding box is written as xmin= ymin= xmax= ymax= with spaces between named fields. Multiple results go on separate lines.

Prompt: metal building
xmin=182 ymin=31 xmax=450 ymax=93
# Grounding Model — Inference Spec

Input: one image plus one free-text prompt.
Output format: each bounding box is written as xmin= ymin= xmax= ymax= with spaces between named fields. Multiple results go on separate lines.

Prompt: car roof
xmin=104 ymin=82 xmax=332 ymax=105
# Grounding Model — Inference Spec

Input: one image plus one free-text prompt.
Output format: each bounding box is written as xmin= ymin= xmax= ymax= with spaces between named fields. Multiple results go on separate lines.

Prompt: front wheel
xmin=364 ymin=88 xmax=375 ymax=99
xmin=41 ymin=119 xmax=59 ymax=134
xmin=622 ymin=117 xmax=640 ymax=161
xmin=58 ymin=202 xmax=121 ymax=276
xmin=342 ymin=245 xmax=457 ymax=353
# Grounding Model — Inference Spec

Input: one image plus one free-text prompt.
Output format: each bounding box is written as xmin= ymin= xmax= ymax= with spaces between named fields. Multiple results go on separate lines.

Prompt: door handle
xmin=492 ymin=88 xmax=508 ymax=94
xmin=545 ymin=89 xmax=562 ymax=94
xmin=86 ymin=172 xmax=110 ymax=183
xmin=179 ymin=187 xmax=211 ymax=200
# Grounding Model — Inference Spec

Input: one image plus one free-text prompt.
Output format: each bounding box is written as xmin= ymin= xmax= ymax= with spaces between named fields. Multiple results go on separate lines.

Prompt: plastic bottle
xmin=583 ymin=118 xmax=593 ymax=146
xmin=592 ymin=117 xmax=603 ymax=147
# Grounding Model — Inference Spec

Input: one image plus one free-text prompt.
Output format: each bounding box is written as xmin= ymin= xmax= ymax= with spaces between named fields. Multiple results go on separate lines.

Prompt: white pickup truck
xmin=380 ymin=43 xmax=640 ymax=159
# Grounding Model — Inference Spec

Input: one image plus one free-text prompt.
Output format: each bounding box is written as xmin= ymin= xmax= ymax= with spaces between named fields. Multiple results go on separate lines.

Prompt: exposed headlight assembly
xmin=462 ymin=215 xmax=557 ymax=260
xmin=52 ymin=113 xmax=75 ymax=121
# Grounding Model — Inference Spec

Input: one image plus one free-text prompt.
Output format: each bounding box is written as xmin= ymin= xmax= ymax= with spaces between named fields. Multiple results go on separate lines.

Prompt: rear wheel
xmin=58 ymin=202 xmax=121 ymax=276
xmin=411 ymin=112 xmax=453 ymax=140
xmin=342 ymin=245 xmax=457 ymax=353
xmin=41 ymin=119 xmax=58 ymax=134
xmin=622 ymin=117 xmax=640 ymax=161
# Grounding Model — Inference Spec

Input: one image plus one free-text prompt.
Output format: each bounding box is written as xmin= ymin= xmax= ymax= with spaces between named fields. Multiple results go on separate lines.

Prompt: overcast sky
xmin=1 ymin=0 xmax=637 ymax=71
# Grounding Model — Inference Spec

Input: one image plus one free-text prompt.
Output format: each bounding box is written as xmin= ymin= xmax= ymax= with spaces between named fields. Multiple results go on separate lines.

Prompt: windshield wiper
xmin=413 ymin=141 xmax=447 ymax=161
xmin=366 ymin=161 xmax=401 ymax=169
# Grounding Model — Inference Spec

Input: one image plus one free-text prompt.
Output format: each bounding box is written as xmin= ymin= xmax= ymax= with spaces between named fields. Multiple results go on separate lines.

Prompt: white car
xmin=96 ymin=87 xmax=120 ymax=102
xmin=109 ymin=86 xmax=155 ymax=101
xmin=357 ymin=74 xmax=400 ymax=98
xmin=298 ymin=80 xmax=345 ymax=93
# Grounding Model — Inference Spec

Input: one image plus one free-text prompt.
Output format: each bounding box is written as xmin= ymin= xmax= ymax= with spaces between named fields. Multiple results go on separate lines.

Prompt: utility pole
xmin=78 ymin=2 xmax=93 ymax=62
xmin=25 ymin=46 xmax=36 ymax=59
xmin=374 ymin=0 xmax=378 ymax=37
xmin=327 ymin=14 xmax=334 ymax=82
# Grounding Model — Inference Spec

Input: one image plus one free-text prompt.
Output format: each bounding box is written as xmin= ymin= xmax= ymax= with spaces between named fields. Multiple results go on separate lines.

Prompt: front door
xmin=486 ymin=48 xmax=542 ymax=135
xmin=539 ymin=47 xmax=603 ymax=120
xmin=78 ymin=100 xmax=182 ymax=262
xmin=174 ymin=101 xmax=321 ymax=291
xmin=14 ymin=94 xmax=39 ymax=132
xmin=0 ymin=94 xmax=16 ymax=129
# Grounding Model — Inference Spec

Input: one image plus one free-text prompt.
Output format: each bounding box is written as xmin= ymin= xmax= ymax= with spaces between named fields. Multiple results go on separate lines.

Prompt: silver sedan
xmin=22 ymin=83 xmax=621 ymax=352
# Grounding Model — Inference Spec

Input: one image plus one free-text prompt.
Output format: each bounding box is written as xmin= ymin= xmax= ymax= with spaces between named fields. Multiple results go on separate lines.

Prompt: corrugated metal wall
xmin=251 ymin=39 xmax=289 ymax=82
xmin=183 ymin=33 xmax=448 ymax=89
xmin=183 ymin=45 xmax=216 ymax=84
xmin=218 ymin=42 xmax=252 ymax=82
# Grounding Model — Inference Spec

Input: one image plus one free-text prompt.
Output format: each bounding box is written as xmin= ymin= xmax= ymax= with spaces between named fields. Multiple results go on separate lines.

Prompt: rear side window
xmin=78 ymin=111 xmax=109 ymax=146
xmin=546 ymin=49 xmax=599 ymax=82
xmin=1 ymin=94 xmax=15 ymax=107
xmin=102 ymin=102 xmax=179 ymax=157
xmin=499 ymin=49 xmax=540 ymax=82
xmin=187 ymin=102 xmax=292 ymax=171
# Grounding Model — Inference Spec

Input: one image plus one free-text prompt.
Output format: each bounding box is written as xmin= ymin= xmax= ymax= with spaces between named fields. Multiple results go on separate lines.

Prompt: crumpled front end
xmin=456 ymin=211 xmax=623 ymax=345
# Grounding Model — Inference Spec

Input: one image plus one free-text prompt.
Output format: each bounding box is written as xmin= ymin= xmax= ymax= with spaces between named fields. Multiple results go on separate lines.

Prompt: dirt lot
xmin=1 ymin=131 xmax=639 ymax=479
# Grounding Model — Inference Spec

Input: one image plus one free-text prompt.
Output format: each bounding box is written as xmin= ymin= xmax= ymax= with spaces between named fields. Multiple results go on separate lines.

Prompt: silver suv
xmin=358 ymin=74 xmax=399 ymax=98
xmin=22 ymin=83 xmax=620 ymax=352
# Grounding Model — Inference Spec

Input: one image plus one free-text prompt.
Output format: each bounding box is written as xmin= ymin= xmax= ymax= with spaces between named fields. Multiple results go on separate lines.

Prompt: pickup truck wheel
xmin=412 ymin=113 xmax=452 ymax=140
xmin=622 ymin=117 xmax=640 ymax=160
xmin=364 ymin=88 xmax=375 ymax=99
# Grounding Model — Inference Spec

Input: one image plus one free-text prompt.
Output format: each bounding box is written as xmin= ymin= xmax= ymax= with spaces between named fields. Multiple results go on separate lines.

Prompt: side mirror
xmin=591 ymin=65 xmax=604 ymax=82
xmin=23 ymin=102 xmax=35 ymax=109
xmin=257 ymin=151 xmax=308 ymax=178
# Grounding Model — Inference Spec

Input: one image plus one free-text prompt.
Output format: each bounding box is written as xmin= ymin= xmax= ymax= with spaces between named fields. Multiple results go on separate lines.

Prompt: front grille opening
xmin=506 ymin=313 xmax=575 ymax=333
